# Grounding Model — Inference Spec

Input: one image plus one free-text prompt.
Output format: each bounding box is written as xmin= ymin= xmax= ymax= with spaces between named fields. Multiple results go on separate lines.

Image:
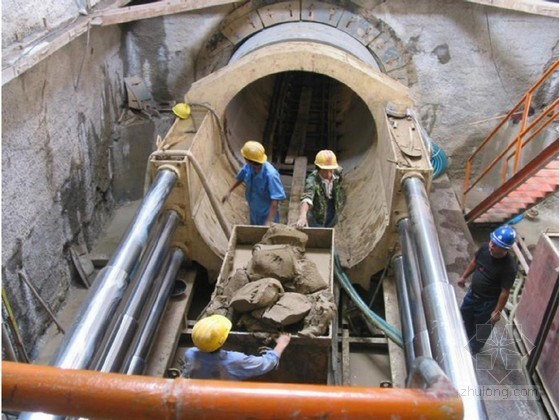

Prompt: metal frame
xmin=465 ymin=140 xmax=559 ymax=223
xmin=462 ymin=60 xmax=559 ymax=213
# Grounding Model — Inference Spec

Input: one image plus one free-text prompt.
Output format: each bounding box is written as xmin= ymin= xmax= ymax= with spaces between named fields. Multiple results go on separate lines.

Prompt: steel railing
xmin=462 ymin=60 xmax=559 ymax=211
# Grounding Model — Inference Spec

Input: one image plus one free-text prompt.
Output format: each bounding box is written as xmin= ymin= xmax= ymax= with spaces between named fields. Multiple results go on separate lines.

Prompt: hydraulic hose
xmin=334 ymin=252 xmax=403 ymax=347
xmin=406 ymin=109 xmax=447 ymax=179
xmin=430 ymin=142 xmax=448 ymax=178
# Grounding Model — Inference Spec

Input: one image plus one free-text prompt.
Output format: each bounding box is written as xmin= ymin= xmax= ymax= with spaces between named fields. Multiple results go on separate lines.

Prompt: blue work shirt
xmin=236 ymin=162 xmax=286 ymax=225
xmin=183 ymin=348 xmax=281 ymax=380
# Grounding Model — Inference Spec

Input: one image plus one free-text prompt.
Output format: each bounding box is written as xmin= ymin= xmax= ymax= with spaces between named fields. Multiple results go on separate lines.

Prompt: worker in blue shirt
xmin=222 ymin=141 xmax=286 ymax=226
xmin=182 ymin=314 xmax=291 ymax=380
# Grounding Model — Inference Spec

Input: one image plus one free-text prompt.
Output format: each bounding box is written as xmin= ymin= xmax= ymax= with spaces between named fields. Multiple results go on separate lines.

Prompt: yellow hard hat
xmin=241 ymin=141 xmax=267 ymax=164
xmin=172 ymin=103 xmax=191 ymax=119
xmin=192 ymin=314 xmax=232 ymax=352
xmin=314 ymin=150 xmax=339 ymax=170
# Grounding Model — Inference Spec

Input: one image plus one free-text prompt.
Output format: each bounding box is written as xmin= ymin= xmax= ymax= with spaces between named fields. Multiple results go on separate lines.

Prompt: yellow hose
xmin=2 ymin=288 xmax=29 ymax=362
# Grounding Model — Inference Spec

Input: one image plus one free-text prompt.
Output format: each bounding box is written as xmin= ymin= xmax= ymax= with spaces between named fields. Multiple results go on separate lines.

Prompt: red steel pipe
xmin=3 ymin=361 xmax=462 ymax=419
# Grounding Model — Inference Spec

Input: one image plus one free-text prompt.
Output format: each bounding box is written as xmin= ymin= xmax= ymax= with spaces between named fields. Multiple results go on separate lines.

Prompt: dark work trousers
xmin=460 ymin=289 xmax=498 ymax=354
xmin=308 ymin=199 xmax=337 ymax=228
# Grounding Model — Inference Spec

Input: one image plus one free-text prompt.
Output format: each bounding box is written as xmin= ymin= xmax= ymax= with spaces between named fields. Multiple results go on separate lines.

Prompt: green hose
xmin=334 ymin=252 xmax=403 ymax=347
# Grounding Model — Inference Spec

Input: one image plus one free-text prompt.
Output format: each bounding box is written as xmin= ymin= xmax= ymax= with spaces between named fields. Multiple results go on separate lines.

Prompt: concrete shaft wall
xmin=2 ymin=0 xmax=102 ymax=49
xmin=2 ymin=26 xmax=124 ymax=357
xmin=1 ymin=0 xmax=558 ymax=356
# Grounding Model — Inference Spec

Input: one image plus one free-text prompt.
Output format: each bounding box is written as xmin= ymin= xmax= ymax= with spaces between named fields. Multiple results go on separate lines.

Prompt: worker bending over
xmin=222 ymin=141 xmax=286 ymax=226
xmin=458 ymin=226 xmax=518 ymax=354
xmin=296 ymin=150 xmax=345 ymax=228
xmin=183 ymin=314 xmax=291 ymax=380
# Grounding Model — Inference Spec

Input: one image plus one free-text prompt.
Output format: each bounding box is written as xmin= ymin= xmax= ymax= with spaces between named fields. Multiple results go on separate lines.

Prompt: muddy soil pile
xmin=201 ymin=224 xmax=337 ymax=337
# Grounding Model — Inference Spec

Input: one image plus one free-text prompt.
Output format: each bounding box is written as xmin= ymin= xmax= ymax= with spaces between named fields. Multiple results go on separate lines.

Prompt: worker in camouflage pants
xmin=296 ymin=150 xmax=345 ymax=228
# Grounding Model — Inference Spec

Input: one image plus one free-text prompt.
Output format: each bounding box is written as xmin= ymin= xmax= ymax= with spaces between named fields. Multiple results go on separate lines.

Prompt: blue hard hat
xmin=490 ymin=226 xmax=517 ymax=249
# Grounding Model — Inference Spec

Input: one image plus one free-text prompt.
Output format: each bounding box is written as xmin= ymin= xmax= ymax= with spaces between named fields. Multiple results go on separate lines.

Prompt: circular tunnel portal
xmin=224 ymin=71 xmax=375 ymax=173
xmin=184 ymin=23 xmax=416 ymax=274
xmin=223 ymin=22 xmax=380 ymax=173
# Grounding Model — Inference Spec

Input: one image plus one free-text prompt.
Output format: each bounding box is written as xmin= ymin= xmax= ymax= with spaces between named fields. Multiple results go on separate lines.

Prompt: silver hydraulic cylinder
xmin=403 ymin=175 xmax=488 ymax=420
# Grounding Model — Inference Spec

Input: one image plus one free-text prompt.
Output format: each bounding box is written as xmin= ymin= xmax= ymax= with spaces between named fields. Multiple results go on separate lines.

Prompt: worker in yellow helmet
xmin=296 ymin=150 xmax=345 ymax=228
xmin=172 ymin=103 xmax=191 ymax=119
xmin=222 ymin=141 xmax=286 ymax=226
xmin=182 ymin=314 xmax=291 ymax=380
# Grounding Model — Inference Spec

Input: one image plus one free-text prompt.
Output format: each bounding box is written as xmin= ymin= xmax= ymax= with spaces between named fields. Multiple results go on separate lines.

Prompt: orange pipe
xmin=516 ymin=101 xmax=559 ymax=149
xmin=2 ymin=361 xmax=463 ymax=419
xmin=527 ymin=60 xmax=559 ymax=94
xmin=513 ymin=95 xmax=533 ymax=172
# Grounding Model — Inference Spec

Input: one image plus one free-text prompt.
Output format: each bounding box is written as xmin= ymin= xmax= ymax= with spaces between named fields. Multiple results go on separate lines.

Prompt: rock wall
xmin=2 ymin=26 xmax=124 ymax=357
xmin=110 ymin=115 xmax=175 ymax=204
xmin=121 ymin=10 xmax=230 ymax=104
xmin=371 ymin=1 xmax=558 ymax=182
xmin=1 ymin=0 xmax=102 ymax=48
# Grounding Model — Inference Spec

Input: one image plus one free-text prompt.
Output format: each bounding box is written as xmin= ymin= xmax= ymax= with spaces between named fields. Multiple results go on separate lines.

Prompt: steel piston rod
xmin=392 ymin=255 xmax=416 ymax=369
xmin=397 ymin=218 xmax=432 ymax=359
xmin=97 ymin=210 xmax=181 ymax=373
xmin=52 ymin=169 xmax=177 ymax=370
xmin=124 ymin=247 xmax=185 ymax=375
xmin=402 ymin=175 xmax=488 ymax=420
xmin=19 ymin=169 xmax=178 ymax=420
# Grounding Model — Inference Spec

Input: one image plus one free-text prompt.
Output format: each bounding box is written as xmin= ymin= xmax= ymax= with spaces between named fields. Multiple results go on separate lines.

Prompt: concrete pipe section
xmin=158 ymin=21 xmax=430 ymax=283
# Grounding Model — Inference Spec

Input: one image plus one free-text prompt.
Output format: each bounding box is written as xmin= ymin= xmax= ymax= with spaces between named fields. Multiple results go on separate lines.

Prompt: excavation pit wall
xmin=176 ymin=225 xmax=337 ymax=384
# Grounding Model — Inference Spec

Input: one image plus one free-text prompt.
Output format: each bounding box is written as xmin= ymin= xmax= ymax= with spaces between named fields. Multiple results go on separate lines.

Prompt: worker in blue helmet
xmin=457 ymin=226 xmax=518 ymax=354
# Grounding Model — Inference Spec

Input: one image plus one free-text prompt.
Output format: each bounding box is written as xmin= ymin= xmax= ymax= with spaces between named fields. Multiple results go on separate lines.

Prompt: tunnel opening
xmin=224 ymin=70 xmax=376 ymax=175
xmin=183 ymin=38 xmax=419 ymax=282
